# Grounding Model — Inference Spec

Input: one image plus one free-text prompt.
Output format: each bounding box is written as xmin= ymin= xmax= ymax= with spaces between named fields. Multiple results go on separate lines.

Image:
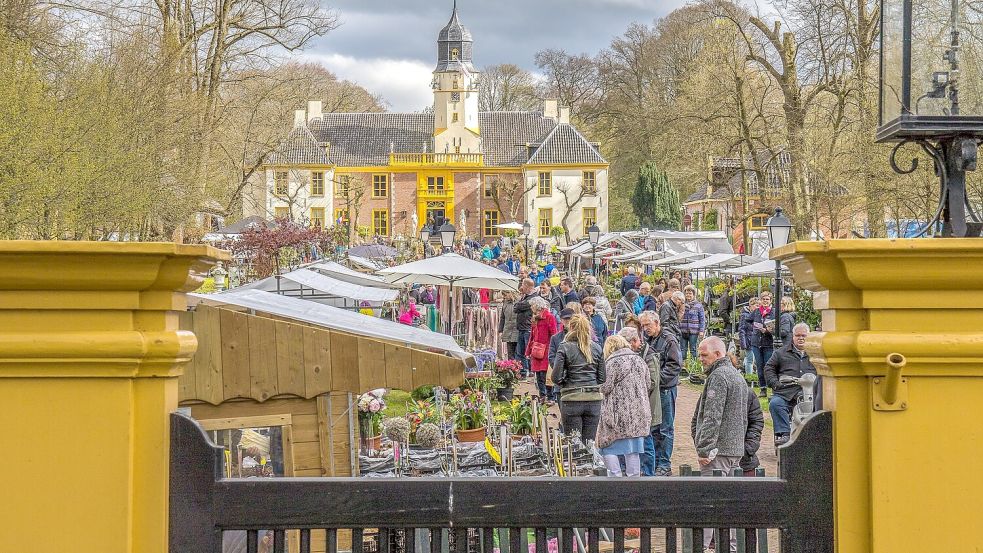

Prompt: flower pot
xmin=456 ymin=427 xmax=487 ymax=442
xmin=363 ymin=435 xmax=382 ymax=451
xmin=496 ymin=387 xmax=515 ymax=401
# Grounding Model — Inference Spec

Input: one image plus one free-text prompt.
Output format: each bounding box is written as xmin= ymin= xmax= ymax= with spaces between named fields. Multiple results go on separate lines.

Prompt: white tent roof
xmin=722 ymin=259 xmax=792 ymax=277
xmin=674 ymin=254 xmax=763 ymax=271
xmin=610 ymin=250 xmax=663 ymax=262
xmin=348 ymin=255 xmax=385 ymax=271
xmin=234 ymin=269 xmax=399 ymax=303
xmin=645 ymin=230 xmax=729 ymax=240
xmin=495 ymin=222 xmax=525 ymax=230
xmin=379 ymin=252 xmax=520 ymax=291
xmin=643 ymin=251 xmax=709 ymax=267
xmin=576 ymin=246 xmax=622 ymax=258
xmin=564 ymin=234 xmax=641 ymax=255
xmin=191 ymin=289 xmax=472 ymax=362
xmin=311 ymin=261 xmax=399 ymax=288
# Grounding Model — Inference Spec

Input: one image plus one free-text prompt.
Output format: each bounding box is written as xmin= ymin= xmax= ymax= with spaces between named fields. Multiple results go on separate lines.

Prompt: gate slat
xmin=247 ymin=530 xmax=258 ymax=553
xmin=300 ymin=529 xmax=311 ymax=553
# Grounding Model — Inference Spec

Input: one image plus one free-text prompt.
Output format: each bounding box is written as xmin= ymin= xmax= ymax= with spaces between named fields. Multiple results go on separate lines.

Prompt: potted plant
xmin=357 ymin=389 xmax=387 ymax=450
xmin=450 ymin=391 xmax=488 ymax=442
xmin=406 ymin=399 xmax=440 ymax=442
xmin=493 ymin=359 xmax=522 ymax=401
xmin=497 ymin=395 xmax=535 ymax=438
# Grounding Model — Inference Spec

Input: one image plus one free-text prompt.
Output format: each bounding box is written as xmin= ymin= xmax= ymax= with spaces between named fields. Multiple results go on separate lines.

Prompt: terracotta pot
xmin=364 ymin=435 xmax=382 ymax=450
xmin=456 ymin=427 xmax=487 ymax=442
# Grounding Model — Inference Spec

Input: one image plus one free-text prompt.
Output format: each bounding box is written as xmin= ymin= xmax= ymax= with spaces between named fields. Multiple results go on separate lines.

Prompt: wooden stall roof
xmin=178 ymin=304 xmax=465 ymax=405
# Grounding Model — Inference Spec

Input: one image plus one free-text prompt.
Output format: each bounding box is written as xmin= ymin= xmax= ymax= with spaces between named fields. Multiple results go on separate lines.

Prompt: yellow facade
xmin=0 ymin=241 xmax=226 ymax=553
xmin=416 ymin=171 xmax=455 ymax=230
xmin=775 ymin=239 xmax=983 ymax=553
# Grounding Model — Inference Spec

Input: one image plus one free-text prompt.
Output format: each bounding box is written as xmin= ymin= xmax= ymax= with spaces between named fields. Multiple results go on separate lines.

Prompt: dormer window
xmin=451 ymin=47 xmax=459 ymax=60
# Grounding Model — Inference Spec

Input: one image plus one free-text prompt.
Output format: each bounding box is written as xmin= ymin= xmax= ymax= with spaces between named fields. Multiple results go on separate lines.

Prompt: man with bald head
xmin=513 ymin=278 xmax=538 ymax=377
xmin=692 ymin=336 xmax=748 ymax=475
xmin=691 ymin=336 xmax=748 ymax=551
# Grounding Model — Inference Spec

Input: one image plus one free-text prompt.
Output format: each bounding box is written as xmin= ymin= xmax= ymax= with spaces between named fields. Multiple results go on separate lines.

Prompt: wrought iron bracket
xmin=889 ymin=136 xmax=982 ymax=237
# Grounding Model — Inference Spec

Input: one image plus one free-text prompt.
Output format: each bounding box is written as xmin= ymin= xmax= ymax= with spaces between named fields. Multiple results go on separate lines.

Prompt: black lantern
xmin=439 ymin=222 xmax=456 ymax=250
xmin=420 ymin=225 xmax=431 ymax=258
xmin=587 ymin=224 xmax=601 ymax=276
xmin=766 ymin=207 xmax=792 ymax=348
xmin=766 ymin=208 xmax=792 ymax=250
xmin=878 ymin=0 xmax=983 ymax=237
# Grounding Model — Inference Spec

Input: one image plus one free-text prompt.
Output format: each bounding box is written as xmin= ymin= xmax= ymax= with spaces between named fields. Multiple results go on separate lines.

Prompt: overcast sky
xmin=296 ymin=0 xmax=687 ymax=111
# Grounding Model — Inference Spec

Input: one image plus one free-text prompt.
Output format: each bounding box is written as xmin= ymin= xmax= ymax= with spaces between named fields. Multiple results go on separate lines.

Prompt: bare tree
xmin=478 ymin=64 xmax=539 ymax=111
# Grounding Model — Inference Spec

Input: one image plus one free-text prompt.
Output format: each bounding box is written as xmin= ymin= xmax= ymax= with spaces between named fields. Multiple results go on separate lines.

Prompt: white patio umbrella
xmin=494 ymin=222 xmax=525 ymax=231
xmin=378 ymin=253 xmax=520 ymax=334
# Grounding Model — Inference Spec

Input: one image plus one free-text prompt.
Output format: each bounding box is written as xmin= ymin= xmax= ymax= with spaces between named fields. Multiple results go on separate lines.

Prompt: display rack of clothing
xmin=461 ymin=304 xmax=501 ymax=350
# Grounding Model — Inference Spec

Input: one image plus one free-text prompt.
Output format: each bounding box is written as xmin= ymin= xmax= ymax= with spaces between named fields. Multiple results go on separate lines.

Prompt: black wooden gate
xmin=170 ymin=412 xmax=832 ymax=553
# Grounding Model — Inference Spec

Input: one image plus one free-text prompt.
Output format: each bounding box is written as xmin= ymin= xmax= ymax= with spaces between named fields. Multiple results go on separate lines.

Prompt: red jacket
xmin=526 ymin=311 xmax=558 ymax=372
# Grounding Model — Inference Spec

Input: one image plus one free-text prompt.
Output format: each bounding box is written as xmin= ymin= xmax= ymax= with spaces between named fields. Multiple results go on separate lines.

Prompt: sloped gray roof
xmin=438 ymin=4 xmax=472 ymax=42
xmin=269 ymin=110 xmax=606 ymax=168
xmin=526 ymin=123 xmax=606 ymax=165
xmin=478 ymin=111 xmax=555 ymax=166
xmin=311 ymin=113 xmax=434 ymax=166
xmin=267 ymin=126 xmax=329 ymax=165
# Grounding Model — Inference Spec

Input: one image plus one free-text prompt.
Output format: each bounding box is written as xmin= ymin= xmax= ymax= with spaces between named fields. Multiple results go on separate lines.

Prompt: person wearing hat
xmin=547 ymin=307 xmax=576 ymax=406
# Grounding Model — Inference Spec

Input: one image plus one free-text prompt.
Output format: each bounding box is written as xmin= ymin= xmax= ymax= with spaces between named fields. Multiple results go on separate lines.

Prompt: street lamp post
xmin=766 ymin=207 xmax=792 ymax=347
xmin=438 ymin=221 xmax=458 ymax=336
xmin=521 ymin=222 xmax=531 ymax=266
xmin=877 ymin=0 xmax=983 ymax=237
xmin=419 ymin=225 xmax=431 ymax=258
xmin=439 ymin=221 xmax=456 ymax=253
xmin=587 ymin=224 xmax=601 ymax=276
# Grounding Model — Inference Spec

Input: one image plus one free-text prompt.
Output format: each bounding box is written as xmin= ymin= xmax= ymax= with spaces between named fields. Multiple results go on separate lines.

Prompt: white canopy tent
xmin=722 ymin=258 xmax=792 ymax=277
xmin=610 ymin=250 xmax=666 ymax=263
xmin=494 ymin=222 xmax=525 ymax=231
xmin=348 ymin=255 xmax=386 ymax=271
xmin=310 ymin=261 xmax=400 ymax=288
xmin=379 ymin=253 xmax=520 ymax=291
xmin=232 ymin=269 xmax=398 ymax=303
xmin=379 ymin=253 xmax=520 ymax=334
xmin=562 ymin=233 xmax=641 ymax=255
xmin=643 ymin=252 xmax=709 ymax=267
xmin=642 ymin=230 xmax=733 ymax=255
xmin=674 ymin=254 xmax=762 ymax=271
xmin=191 ymin=289 xmax=472 ymax=364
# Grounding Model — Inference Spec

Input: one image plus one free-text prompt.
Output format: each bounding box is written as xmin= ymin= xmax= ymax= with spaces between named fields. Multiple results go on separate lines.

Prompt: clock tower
xmin=432 ymin=1 xmax=481 ymax=154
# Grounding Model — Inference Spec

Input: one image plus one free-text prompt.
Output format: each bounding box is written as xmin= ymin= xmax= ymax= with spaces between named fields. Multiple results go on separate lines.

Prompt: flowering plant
xmin=357 ymin=389 xmax=387 ymax=437
xmin=493 ymin=359 xmax=522 ymax=388
xmin=406 ymin=399 xmax=440 ymax=431
xmin=449 ymin=391 xmax=487 ymax=431
xmin=496 ymin=396 xmax=534 ymax=435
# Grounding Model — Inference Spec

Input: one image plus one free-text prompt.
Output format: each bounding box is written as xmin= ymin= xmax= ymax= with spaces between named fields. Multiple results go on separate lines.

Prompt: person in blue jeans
xmin=763 ymin=323 xmax=819 ymax=445
xmin=750 ymin=291 xmax=776 ymax=398
xmin=637 ymin=311 xmax=682 ymax=476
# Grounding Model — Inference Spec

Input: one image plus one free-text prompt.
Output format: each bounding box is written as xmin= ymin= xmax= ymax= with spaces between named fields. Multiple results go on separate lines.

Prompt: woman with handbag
xmin=552 ymin=315 xmax=605 ymax=441
xmin=596 ymin=335 xmax=651 ymax=477
xmin=525 ymin=297 xmax=557 ymax=403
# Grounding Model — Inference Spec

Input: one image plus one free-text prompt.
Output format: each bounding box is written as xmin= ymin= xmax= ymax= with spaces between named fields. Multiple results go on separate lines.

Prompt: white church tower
xmin=432 ymin=1 xmax=481 ymax=154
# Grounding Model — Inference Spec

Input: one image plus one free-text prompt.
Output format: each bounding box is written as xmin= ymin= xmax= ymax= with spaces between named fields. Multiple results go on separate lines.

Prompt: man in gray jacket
xmin=691 ymin=336 xmax=748 ymax=552
xmin=691 ymin=336 xmax=748 ymax=475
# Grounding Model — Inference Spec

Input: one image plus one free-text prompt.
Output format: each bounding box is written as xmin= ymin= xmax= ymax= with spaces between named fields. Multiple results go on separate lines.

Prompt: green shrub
xmin=411 ymin=384 xmax=436 ymax=402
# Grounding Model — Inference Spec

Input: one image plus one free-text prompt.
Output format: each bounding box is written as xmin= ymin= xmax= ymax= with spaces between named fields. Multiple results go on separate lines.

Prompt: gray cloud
xmin=301 ymin=0 xmax=687 ymax=110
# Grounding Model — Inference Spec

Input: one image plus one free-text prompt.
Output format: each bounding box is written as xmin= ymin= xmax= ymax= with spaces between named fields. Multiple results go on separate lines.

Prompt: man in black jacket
xmin=741 ymin=374 xmax=765 ymax=475
xmin=659 ymin=291 xmax=684 ymax=340
xmin=559 ymin=278 xmax=580 ymax=308
xmin=763 ymin=322 xmax=817 ymax=445
xmin=513 ymin=278 xmax=538 ymax=377
xmin=638 ymin=310 xmax=682 ymax=476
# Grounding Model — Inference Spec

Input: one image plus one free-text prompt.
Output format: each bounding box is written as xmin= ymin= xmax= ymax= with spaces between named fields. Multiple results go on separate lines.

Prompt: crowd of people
xmin=383 ymin=233 xmax=819 ymax=481
xmin=491 ymin=255 xmax=818 ymax=479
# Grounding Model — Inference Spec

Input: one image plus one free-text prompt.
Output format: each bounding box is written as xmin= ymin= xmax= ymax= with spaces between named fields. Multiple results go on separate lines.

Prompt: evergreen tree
xmin=631 ymin=162 xmax=681 ymax=229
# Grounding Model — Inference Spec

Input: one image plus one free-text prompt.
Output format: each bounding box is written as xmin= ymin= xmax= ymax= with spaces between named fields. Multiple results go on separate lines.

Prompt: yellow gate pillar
xmin=0 ymin=242 xmax=226 ymax=553
xmin=776 ymin=239 xmax=983 ymax=552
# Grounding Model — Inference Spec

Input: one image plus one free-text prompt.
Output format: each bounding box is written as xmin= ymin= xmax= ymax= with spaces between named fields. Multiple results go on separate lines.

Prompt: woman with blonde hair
xmin=778 ymin=296 xmax=797 ymax=344
xmin=552 ymin=315 xmax=605 ymax=441
xmin=595 ymin=335 xmax=652 ymax=477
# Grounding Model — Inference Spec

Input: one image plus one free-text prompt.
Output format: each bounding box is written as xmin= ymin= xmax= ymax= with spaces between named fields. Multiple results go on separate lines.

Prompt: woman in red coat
xmin=525 ymin=297 xmax=558 ymax=403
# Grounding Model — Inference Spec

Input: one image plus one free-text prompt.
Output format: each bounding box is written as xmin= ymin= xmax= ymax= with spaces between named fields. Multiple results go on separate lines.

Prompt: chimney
xmin=307 ymin=100 xmax=322 ymax=122
xmin=543 ymin=99 xmax=558 ymax=119
xmin=558 ymin=106 xmax=570 ymax=124
xmin=293 ymin=109 xmax=306 ymax=128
